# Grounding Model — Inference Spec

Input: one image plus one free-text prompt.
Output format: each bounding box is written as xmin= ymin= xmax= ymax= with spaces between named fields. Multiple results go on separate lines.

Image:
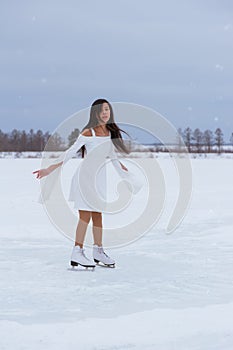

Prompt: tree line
xmin=0 ymin=127 xmax=233 ymax=153
xmin=0 ymin=128 xmax=81 ymax=152
xmin=177 ymin=127 xmax=233 ymax=153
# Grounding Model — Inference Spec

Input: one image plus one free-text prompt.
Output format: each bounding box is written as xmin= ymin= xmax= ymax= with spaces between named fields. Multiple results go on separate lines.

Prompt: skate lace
xmin=81 ymin=248 xmax=89 ymax=260
xmin=98 ymin=247 xmax=109 ymax=258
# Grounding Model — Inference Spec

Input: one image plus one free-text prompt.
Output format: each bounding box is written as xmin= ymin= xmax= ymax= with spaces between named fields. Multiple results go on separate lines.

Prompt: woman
xmin=33 ymin=98 xmax=132 ymax=269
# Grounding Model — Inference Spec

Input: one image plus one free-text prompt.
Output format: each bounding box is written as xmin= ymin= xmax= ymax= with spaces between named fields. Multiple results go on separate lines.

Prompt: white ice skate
xmin=70 ymin=246 xmax=95 ymax=269
xmin=93 ymin=245 xmax=115 ymax=268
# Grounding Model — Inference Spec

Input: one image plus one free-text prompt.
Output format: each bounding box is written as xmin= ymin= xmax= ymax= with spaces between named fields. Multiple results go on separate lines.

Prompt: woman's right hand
xmin=32 ymin=168 xmax=50 ymax=179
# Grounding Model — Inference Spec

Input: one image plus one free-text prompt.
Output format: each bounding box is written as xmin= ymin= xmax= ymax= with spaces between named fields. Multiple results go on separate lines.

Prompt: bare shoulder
xmin=81 ymin=128 xmax=92 ymax=137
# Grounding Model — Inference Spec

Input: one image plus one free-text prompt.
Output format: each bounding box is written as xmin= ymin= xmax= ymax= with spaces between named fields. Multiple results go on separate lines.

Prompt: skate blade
xmin=70 ymin=261 xmax=95 ymax=270
xmin=94 ymin=259 xmax=115 ymax=268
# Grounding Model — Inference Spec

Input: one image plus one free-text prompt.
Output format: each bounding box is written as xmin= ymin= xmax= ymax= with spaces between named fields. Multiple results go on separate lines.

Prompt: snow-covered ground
xmin=0 ymin=157 xmax=233 ymax=349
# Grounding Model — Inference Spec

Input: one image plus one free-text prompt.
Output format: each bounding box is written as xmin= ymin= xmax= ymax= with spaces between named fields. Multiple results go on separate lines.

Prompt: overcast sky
xmin=1 ymin=0 xmax=233 ymax=142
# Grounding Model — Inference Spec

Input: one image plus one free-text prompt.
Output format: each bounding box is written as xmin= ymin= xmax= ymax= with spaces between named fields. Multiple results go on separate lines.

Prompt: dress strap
xmin=90 ymin=128 xmax=96 ymax=136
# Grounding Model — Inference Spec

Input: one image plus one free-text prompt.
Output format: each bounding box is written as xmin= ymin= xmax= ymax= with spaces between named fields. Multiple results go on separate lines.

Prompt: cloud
xmin=0 ymin=0 xmax=232 ymax=138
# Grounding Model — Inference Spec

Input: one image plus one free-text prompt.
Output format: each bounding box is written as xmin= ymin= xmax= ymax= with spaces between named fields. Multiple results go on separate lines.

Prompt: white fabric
xmin=93 ymin=245 xmax=115 ymax=265
xmin=67 ymin=129 xmax=113 ymax=211
xmin=71 ymin=246 xmax=95 ymax=267
xmin=39 ymin=128 xmax=143 ymax=210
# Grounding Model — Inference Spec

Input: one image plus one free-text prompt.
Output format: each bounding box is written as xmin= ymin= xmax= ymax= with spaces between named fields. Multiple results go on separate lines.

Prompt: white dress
xmin=64 ymin=128 xmax=112 ymax=211
xmin=39 ymin=128 xmax=143 ymax=210
xmin=63 ymin=128 xmax=143 ymax=212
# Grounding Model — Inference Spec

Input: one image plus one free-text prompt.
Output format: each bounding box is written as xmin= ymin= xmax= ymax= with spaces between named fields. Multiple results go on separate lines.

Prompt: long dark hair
xmin=80 ymin=98 xmax=131 ymax=158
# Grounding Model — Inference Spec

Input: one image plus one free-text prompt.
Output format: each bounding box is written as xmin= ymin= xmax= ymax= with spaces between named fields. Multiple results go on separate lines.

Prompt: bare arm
xmin=32 ymin=161 xmax=63 ymax=179
xmin=32 ymin=129 xmax=90 ymax=179
xmin=47 ymin=161 xmax=63 ymax=173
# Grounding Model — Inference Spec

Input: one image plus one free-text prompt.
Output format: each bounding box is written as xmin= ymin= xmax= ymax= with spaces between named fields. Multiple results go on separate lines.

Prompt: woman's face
xmin=97 ymin=102 xmax=111 ymax=124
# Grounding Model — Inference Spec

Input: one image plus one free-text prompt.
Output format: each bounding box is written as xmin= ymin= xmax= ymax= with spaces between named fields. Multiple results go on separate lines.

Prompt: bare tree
xmin=183 ymin=127 xmax=193 ymax=152
xmin=28 ymin=129 xmax=35 ymax=151
xmin=230 ymin=133 xmax=233 ymax=145
xmin=10 ymin=129 xmax=21 ymax=152
xmin=68 ymin=128 xmax=80 ymax=147
xmin=203 ymin=129 xmax=214 ymax=153
xmin=34 ymin=129 xmax=45 ymax=151
xmin=193 ymin=128 xmax=203 ymax=153
xmin=19 ymin=130 xmax=27 ymax=151
xmin=215 ymin=128 xmax=224 ymax=154
xmin=0 ymin=129 xmax=4 ymax=151
xmin=43 ymin=131 xmax=51 ymax=147
xmin=46 ymin=132 xmax=65 ymax=151
xmin=0 ymin=130 xmax=10 ymax=151
xmin=175 ymin=127 xmax=184 ymax=152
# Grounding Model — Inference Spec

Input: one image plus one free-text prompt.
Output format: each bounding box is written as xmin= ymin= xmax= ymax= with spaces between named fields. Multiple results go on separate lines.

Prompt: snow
xmin=0 ymin=157 xmax=233 ymax=349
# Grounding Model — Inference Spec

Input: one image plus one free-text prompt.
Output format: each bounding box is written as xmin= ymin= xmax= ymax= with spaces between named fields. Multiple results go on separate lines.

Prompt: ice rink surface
xmin=0 ymin=156 xmax=233 ymax=349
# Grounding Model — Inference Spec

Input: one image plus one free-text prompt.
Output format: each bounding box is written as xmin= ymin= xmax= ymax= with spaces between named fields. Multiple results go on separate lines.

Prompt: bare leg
xmin=75 ymin=210 xmax=91 ymax=248
xmin=91 ymin=211 xmax=103 ymax=246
